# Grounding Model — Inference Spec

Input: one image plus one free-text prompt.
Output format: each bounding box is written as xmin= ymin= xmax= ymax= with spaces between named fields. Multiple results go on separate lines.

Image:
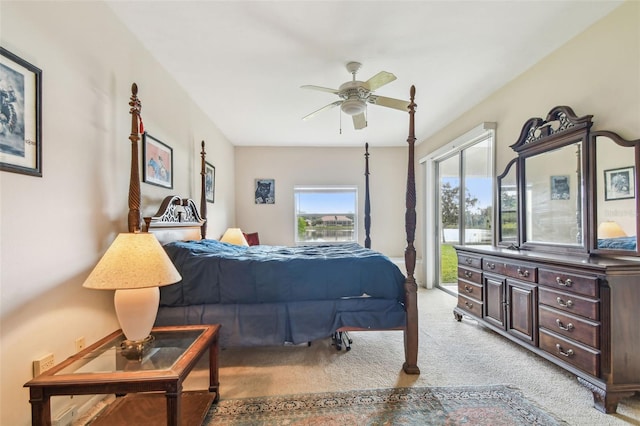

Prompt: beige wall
xmin=416 ymin=1 xmax=639 ymax=287
xmin=0 ymin=2 xmax=235 ymax=425
xmin=235 ymin=146 xmax=409 ymax=257
xmin=417 ymin=1 xmax=639 ymax=166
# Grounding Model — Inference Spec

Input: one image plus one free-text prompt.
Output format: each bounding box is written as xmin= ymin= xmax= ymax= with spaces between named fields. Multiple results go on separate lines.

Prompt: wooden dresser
xmin=454 ymin=246 xmax=640 ymax=413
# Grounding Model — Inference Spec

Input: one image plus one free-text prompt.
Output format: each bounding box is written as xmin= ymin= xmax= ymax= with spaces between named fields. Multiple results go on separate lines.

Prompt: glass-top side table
xmin=24 ymin=324 xmax=220 ymax=426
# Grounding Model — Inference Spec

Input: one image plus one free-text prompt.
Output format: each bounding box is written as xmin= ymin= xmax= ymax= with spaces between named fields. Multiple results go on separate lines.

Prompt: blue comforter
xmin=160 ymin=240 xmax=406 ymax=307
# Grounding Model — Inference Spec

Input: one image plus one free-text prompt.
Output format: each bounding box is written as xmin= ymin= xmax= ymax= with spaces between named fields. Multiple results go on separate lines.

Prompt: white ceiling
xmin=106 ymin=1 xmax=622 ymax=148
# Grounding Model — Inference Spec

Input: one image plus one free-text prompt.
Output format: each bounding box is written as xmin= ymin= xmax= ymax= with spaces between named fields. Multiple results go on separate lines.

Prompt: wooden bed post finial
xmin=403 ymin=85 xmax=420 ymax=375
xmin=128 ymin=82 xmax=142 ymax=233
xmin=200 ymin=140 xmax=208 ymax=239
xmin=364 ymin=142 xmax=371 ymax=249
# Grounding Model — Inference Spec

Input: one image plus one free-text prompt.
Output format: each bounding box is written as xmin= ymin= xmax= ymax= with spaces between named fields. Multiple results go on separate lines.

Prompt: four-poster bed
xmin=125 ymin=83 xmax=419 ymax=374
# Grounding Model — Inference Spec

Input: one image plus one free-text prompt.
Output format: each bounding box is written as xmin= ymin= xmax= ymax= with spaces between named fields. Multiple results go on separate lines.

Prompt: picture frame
xmin=142 ymin=132 xmax=173 ymax=189
xmin=205 ymin=161 xmax=215 ymax=203
xmin=0 ymin=47 xmax=42 ymax=177
xmin=255 ymin=178 xmax=275 ymax=204
xmin=550 ymin=175 xmax=570 ymax=200
xmin=604 ymin=166 xmax=635 ymax=201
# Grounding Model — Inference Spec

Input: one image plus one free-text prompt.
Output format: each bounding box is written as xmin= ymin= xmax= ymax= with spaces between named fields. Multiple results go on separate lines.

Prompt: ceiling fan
xmin=301 ymin=61 xmax=409 ymax=130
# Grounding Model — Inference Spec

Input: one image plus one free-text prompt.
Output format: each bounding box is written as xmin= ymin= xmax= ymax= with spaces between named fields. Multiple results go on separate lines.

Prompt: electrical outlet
xmin=33 ymin=353 xmax=55 ymax=377
xmin=75 ymin=337 xmax=86 ymax=352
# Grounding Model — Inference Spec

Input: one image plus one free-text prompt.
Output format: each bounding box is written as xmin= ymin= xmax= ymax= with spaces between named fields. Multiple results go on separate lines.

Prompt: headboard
xmin=144 ymin=195 xmax=204 ymax=245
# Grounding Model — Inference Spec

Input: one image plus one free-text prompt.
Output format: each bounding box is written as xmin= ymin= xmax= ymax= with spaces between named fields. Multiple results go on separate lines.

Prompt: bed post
xmin=403 ymin=85 xmax=420 ymax=375
xmin=128 ymin=83 xmax=142 ymax=233
xmin=364 ymin=143 xmax=371 ymax=249
xmin=200 ymin=140 xmax=208 ymax=239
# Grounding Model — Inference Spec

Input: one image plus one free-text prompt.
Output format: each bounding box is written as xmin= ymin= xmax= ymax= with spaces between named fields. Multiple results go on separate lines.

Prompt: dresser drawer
xmin=457 ymin=294 xmax=483 ymax=318
xmin=539 ymin=329 xmax=599 ymax=377
xmin=504 ymin=262 xmax=537 ymax=283
xmin=539 ymin=305 xmax=600 ymax=348
xmin=482 ymin=257 xmax=507 ymax=275
xmin=538 ymin=268 xmax=598 ymax=298
xmin=458 ymin=253 xmax=482 ymax=269
xmin=538 ymin=287 xmax=599 ymax=321
xmin=458 ymin=266 xmax=482 ymax=284
xmin=458 ymin=280 xmax=483 ymax=301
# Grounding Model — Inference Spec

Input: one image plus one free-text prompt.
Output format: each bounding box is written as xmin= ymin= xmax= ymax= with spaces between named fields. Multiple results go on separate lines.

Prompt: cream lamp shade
xmin=83 ymin=233 xmax=181 ymax=343
xmin=220 ymin=228 xmax=249 ymax=246
xmin=597 ymin=221 xmax=627 ymax=239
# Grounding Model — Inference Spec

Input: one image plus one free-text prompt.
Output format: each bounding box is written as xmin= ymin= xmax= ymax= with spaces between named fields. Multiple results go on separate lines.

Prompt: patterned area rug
xmin=205 ymin=385 xmax=567 ymax=425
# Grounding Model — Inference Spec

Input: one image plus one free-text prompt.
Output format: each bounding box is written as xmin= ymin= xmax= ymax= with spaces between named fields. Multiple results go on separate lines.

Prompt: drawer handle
xmin=555 ymin=319 xmax=574 ymax=331
xmin=465 ymin=258 xmax=473 ymax=264
xmin=556 ymin=277 xmax=573 ymax=287
xmin=517 ymin=267 xmax=529 ymax=278
xmin=485 ymin=262 xmax=495 ymax=270
xmin=556 ymin=297 xmax=574 ymax=308
xmin=464 ymin=271 xmax=473 ymax=278
xmin=464 ymin=285 xmax=473 ymax=293
xmin=464 ymin=301 xmax=474 ymax=309
xmin=555 ymin=343 xmax=575 ymax=357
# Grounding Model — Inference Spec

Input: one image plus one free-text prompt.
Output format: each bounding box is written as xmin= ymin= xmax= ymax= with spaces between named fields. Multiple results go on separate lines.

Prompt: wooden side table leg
xmin=29 ymin=387 xmax=51 ymax=426
xmin=165 ymin=389 xmax=181 ymax=426
xmin=209 ymin=333 xmax=220 ymax=402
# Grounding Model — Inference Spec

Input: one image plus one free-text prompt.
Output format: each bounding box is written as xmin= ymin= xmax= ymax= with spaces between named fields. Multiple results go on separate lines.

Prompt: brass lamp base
xmin=120 ymin=335 xmax=155 ymax=361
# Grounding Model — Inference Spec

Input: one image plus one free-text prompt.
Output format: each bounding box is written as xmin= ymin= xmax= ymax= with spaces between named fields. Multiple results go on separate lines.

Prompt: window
xmin=294 ymin=186 xmax=358 ymax=244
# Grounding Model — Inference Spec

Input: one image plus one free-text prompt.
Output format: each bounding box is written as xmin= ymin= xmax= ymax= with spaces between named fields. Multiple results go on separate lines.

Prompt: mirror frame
xmin=496 ymin=106 xmax=640 ymax=257
xmin=503 ymin=106 xmax=593 ymax=255
xmin=589 ymin=130 xmax=640 ymax=256
xmin=496 ymin=157 xmax=519 ymax=247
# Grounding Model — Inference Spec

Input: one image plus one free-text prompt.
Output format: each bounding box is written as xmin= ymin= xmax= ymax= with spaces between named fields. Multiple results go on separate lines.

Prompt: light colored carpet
xmin=80 ymin=288 xmax=640 ymax=425
xmin=186 ymin=288 xmax=640 ymax=425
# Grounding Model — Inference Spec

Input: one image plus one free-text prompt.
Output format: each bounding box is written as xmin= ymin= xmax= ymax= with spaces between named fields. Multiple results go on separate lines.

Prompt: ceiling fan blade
xmin=302 ymin=100 xmax=342 ymax=121
xmin=364 ymin=71 xmax=396 ymax=91
xmin=300 ymin=85 xmax=340 ymax=94
xmin=369 ymin=95 xmax=410 ymax=112
xmin=352 ymin=112 xmax=367 ymax=130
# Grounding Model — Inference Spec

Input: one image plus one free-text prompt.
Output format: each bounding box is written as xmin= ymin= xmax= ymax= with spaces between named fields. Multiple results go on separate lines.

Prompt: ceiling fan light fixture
xmin=341 ymin=98 xmax=366 ymax=116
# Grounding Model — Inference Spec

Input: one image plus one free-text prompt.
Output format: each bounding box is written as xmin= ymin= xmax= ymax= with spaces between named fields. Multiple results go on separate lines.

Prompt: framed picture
xmin=205 ymin=161 xmax=215 ymax=203
xmin=550 ymin=175 xmax=570 ymax=200
xmin=604 ymin=166 xmax=635 ymax=201
xmin=0 ymin=47 xmax=42 ymax=176
xmin=255 ymin=178 xmax=275 ymax=204
xmin=142 ymin=132 xmax=173 ymax=189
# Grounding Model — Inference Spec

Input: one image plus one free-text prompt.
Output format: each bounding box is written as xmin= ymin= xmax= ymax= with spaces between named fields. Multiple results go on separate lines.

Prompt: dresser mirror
xmin=500 ymin=106 xmax=592 ymax=254
xmin=592 ymin=130 xmax=640 ymax=255
xmin=524 ymin=141 xmax=584 ymax=247
xmin=497 ymin=106 xmax=640 ymax=256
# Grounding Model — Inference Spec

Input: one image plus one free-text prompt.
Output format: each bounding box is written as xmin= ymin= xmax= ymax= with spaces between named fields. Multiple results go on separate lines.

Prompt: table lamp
xmin=83 ymin=233 xmax=181 ymax=355
xmin=597 ymin=221 xmax=627 ymax=239
xmin=220 ymin=228 xmax=249 ymax=246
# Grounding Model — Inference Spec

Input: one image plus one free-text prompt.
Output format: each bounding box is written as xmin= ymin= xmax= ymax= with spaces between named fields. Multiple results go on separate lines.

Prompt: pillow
xmin=243 ymin=232 xmax=260 ymax=246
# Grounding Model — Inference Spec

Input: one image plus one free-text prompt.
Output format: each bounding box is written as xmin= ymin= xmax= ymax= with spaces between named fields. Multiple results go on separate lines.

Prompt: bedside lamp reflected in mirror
xmin=597 ymin=221 xmax=627 ymax=239
xmin=82 ymin=233 xmax=181 ymax=359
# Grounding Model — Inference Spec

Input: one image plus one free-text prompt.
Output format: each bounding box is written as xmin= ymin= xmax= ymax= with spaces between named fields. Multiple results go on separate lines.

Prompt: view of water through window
xmin=294 ymin=186 xmax=358 ymax=244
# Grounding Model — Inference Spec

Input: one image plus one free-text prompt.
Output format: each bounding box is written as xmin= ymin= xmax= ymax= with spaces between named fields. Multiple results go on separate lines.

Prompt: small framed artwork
xmin=255 ymin=178 xmax=275 ymax=204
xmin=604 ymin=166 xmax=635 ymax=201
xmin=550 ymin=175 xmax=570 ymax=200
xmin=142 ymin=132 xmax=173 ymax=189
xmin=205 ymin=161 xmax=215 ymax=203
xmin=0 ymin=47 xmax=42 ymax=177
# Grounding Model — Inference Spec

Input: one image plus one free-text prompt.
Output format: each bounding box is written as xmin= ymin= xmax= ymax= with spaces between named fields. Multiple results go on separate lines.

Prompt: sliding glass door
xmin=435 ymin=137 xmax=493 ymax=295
